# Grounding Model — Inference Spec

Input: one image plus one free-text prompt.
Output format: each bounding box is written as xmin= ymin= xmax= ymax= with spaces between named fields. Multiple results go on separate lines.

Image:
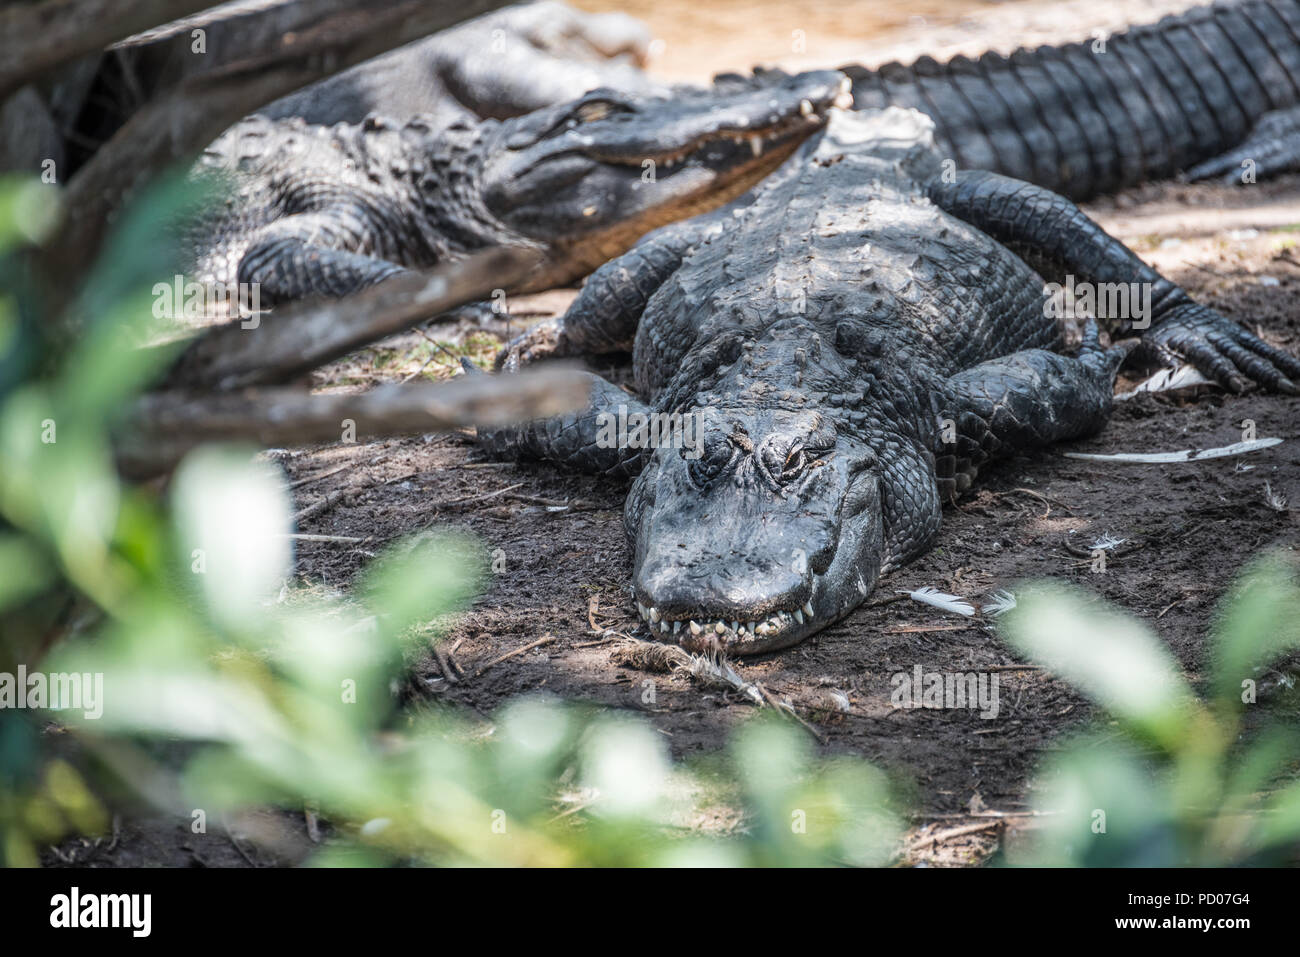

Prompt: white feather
xmin=981 ymin=590 xmax=1017 ymax=617
xmin=1114 ymin=365 xmax=1213 ymax=401
xmin=1063 ymin=437 xmax=1281 ymax=464
xmin=900 ymin=586 xmax=976 ymax=617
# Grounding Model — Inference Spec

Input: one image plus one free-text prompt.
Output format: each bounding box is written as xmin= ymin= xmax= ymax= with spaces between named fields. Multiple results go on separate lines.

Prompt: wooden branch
xmin=115 ymin=364 xmax=590 ymax=478
xmin=163 ymin=246 xmax=545 ymax=391
xmin=46 ymin=0 xmax=512 ymax=290
xmin=0 ymin=0 xmax=215 ymax=98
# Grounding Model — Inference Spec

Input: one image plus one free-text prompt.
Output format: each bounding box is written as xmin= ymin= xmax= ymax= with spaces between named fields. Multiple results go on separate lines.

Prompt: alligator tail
xmin=844 ymin=0 xmax=1300 ymax=200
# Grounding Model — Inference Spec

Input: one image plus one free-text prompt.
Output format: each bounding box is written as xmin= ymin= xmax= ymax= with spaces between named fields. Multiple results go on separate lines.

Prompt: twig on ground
xmin=472 ymin=634 xmax=558 ymax=678
xmin=432 ymin=482 xmax=525 ymax=511
xmin=883 ymin=623 xmax=977 ymax=635
xmin=909 ymin=820 xmax=1005 ymax=851
xmin=757 ymin=684 xmax=826 ymax=744
xmin=292 ymin=488 xmax=354 ymax=525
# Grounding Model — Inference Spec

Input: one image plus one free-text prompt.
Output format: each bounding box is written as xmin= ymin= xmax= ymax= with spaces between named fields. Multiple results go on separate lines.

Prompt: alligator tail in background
xmin=844 ymin=0 xmax=1300 ymax=200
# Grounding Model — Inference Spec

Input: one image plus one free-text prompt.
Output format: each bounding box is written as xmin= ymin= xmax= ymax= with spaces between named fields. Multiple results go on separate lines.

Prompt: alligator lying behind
xmin=841 ymin=0 xmax=1300 ymax=199
xmin=174 ymin=0 xmax=1300 ymax=308
xmin=479 ymin=107 xmax=1300 ymax=654
xmin=185 ymin=72 xmax=851 ymax=301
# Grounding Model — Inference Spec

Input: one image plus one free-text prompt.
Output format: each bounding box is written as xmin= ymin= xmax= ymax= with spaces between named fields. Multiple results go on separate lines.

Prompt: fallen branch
xmin=163 ymin=247 xmax=544 ymax=391
xmin=115 ymin=364 xmax=590 ymax=478
xmin=0 ymin=0 xmax=214 ymax=98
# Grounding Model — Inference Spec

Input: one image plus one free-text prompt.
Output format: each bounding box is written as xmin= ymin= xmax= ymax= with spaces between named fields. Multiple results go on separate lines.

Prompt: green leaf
xmin=171 ymin=447 xmax=291 ymax=632
xmin=1210 ymin=553 xmax=1300 ymax=707
xmin=358 ymin=532 xmax=482 ymax=642
xmin=1001 ymin=583 xmax=1194 ymax=750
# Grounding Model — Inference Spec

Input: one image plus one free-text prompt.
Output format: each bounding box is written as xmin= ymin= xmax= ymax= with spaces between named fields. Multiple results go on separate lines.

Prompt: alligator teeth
xmin=749 ymin=136 xmax=762 ymax=157
xmin=650 ymin=606 xmax=661 ymax=623
xmin=689 ymin=620 xmax=701 ymax=635
xmin=799 ymin=98 xmax=814 ymax=117
xmin=834 ymin=76 xmax=855 ymax=110
xmin=715 ymin=622 xmax=727 ymax=634
xmin=660 ymin=620 xmax=669 ymax=634
xmin=802 ymin=601 xmax=814 ymax=617
xmin=673 ymin=620 xmax=681 ymax=635
xmin=794 ymin=609 xmax=804 ymax=625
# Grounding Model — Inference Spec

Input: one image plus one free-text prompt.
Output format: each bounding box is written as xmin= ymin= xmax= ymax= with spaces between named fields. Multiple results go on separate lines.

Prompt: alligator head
xmin=479 ymin=70 xmax=853 ymax=287
xmin=626 ymin=403 xmax=885 ymax=655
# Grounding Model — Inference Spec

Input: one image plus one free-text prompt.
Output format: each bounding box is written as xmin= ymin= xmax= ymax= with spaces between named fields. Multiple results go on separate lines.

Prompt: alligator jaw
xmin=634 ymin=577 xmax=824 ymax=656
xmin=539 ymin=120 xmax=819 ymax=286
xmin=484 ymin=71 xmax=852 ymax=289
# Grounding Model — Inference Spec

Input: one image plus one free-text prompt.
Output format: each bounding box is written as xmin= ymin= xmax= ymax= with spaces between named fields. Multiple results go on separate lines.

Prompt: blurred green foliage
xmin=0 ymin=176 xmax=901 ymax=867
xmin=1002 ymin=559 xmax=1300 ymax=866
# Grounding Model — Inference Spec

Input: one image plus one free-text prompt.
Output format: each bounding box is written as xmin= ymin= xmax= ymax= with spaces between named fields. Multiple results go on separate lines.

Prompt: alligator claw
xmin=1138 ymin=305 xmax=1300 ymax=395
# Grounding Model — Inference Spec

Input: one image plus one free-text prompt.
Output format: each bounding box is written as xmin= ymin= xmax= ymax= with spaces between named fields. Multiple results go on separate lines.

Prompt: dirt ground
xmin=51 ymin=0 xmax=1300 ymax=867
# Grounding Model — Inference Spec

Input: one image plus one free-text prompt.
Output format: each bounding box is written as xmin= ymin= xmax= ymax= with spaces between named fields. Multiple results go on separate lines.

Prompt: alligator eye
xmin=686 ymin=441 xmax=735 ymax=488
xmin=573 ymin=99 xmax=633 ymax=124
xmin=575 ymin=102 xmax=613 ymax=123
xmin=778 ymin=446 xmax=831 ymax=483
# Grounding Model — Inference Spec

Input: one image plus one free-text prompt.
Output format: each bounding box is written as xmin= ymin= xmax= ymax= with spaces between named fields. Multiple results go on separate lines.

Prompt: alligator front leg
xmin=926 ymin=170 xmax=1300 ymax=394
xmin=237 ymin=212 xmax=408 ymax=303
xmin=935 ymin=320 xmax=1129 ymax=502
xmin=1185 ymin=106 xmax=1300 ymax=185
xmin=496 ymin=216 xmax=722 ymax=371
xmin=466 ymin=360 xmax=653 ymax=478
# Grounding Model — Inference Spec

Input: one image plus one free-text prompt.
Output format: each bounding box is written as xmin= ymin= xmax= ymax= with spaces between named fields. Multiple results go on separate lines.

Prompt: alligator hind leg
xmin=935 ymin=320 xmax=1129 ymax=502
xmin=466 ymin=360 xmax=653 ymax=478
xmin=237 ymin=212 xmax=407 ymax=303
xmin=1185 ymin=106 xmax=1300 ymax=185
xmin=496 ymin=216 xmax=721 ymax=371
xmin=925 ymin=170 xmax=1300 ymax=394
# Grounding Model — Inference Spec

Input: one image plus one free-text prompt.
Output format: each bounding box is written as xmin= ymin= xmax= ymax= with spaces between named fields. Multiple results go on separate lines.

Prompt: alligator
xmin=839 ymin=0 xmax=1300 ymax=199
xmin=185 ymin=71 xmax=851 ymax=302
xmin=478 ymin=107 xmax=1300 ymax=654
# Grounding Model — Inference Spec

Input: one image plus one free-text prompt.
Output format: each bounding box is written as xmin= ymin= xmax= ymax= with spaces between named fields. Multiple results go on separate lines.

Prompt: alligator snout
xmin=625 ymin=407 xmax=886 ymax=655
xmin=634 ymin=549 xmax=817 ymax=648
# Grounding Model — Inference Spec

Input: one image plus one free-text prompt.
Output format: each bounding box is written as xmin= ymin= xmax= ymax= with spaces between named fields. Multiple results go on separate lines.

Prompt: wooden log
xmin=0 ymin=0 xmax=215 ymax=99
xmin=115 ymin=364 xmax=590 ymax=478
xmin=162 ymin=246 xmax=545 ymax=391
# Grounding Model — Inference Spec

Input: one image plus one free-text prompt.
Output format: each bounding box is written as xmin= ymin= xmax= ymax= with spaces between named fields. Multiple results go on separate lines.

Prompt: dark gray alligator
xmin=479 ymin=107 xmax=1300 ymax=654
xmin=836 ymin=0 xmax=1300 ymax=199
xmin=186 ymin=71 xmax=850 ymax=302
